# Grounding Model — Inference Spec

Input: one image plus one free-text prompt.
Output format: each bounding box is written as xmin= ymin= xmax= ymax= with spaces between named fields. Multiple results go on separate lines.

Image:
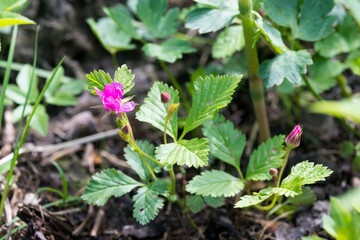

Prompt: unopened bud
xmin=166 ymin=103 xmax=180 ymax=121
xmin=269 ymin=168 xmax=278 ymax=176
xmin=121 ymin=125 xmax=130 ymax=134
xmin=285 ymin=124 xmax=302 ymax=148
xmin=161 ymin=91 xmax=171 ymax=103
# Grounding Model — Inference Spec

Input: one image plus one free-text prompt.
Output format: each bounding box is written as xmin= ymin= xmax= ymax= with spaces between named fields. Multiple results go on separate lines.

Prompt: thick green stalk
xmin=239 ymin=0 xmax=270 ymax=142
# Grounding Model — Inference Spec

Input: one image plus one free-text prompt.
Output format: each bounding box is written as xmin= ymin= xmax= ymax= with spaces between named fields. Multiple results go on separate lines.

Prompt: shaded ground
xmin=0 ymin=0 xmax=359 ymax=239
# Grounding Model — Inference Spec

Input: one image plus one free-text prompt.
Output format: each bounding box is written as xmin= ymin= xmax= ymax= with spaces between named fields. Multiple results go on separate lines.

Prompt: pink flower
xmin=285 ymin=124 xmax=302 ymax=148
xmin=94 ymin=82 xmax=135 ymax=113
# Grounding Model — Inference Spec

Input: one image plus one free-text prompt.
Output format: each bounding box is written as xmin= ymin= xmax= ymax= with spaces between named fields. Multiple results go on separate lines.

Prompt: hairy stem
xmin=277 ymin=147 xmax=291 ymax=187
xmin=239 ymin=4 xmax=270 ymax=142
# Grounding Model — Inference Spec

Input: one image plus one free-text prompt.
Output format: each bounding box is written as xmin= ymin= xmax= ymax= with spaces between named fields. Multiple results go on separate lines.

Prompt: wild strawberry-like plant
xmin=81 ymin=66 xmax=332 ymax=225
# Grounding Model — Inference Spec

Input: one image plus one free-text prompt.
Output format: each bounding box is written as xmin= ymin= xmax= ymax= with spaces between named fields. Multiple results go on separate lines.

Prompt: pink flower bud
xmin=269 ymin=168 xmax=278 ymax=176
xmin=161 ymin=91 xmax=171 ymax=103
xmin=285 ymin=124 xmax=302 ymax=148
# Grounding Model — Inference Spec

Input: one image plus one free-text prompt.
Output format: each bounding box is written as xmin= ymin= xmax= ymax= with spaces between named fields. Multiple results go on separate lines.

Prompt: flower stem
xmin=239 ymin=4 xmax=270 ymax=142
xmin=164 ymin=119 xmax=168 ymax=144
xmin=111 ymin=52 xmax=119 ymax=69
xmin=169 ymin=166 xmax=176 ymax=194
xmin=255 ymin=195 xmax=279 ymax=211
xmin=158 ymin=59 xmax=190 ymax=111
xmin=137 ymin=150 xmax=158 ymax=180
xmin=277 ymin=147 xmax=291 ymax=187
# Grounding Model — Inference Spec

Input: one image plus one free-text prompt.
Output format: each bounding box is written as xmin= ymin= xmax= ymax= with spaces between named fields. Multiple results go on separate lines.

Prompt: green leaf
xmin=202 ymin=115 xmax=246 ymax=169
xmin=87 ymin=17 xmax=135 ymax=54
xmin=203 ymin=196 xmax=225 ymax=208
xmin=322 ymin=197 xmax=360 ymax=239
xmin=315 ymin=15 xmax=360 ymax=58
xmin=254 ymin=20 xmax=287 ymax=54
xmin=124 ymin=140 xmax=158 ymax=182
xmin=0 ymin=0 xmax=27 ymax=11
xmin=103 ymin=4 xmax=140 ymax=39
xmin=186 ymin=195 xmax=204 ymax=214
xmin=45 ymin=66 xmax=64 ymax=97
xmin=0 ymin=11 xmax=35 ymax=28
xmin=82 ymin=168 xmax=142 ymax=206
xmin=155 ymin=138 xmax=209 ymax=168
xmin=16 ymin=64 xmax=38 ymax=102
xmin=278 ymin=161 xmax=333 ymax=197
xmin=142 ymin=39 xmax=195 ymax=63
xmin=309 ymin=96 xmax=360 ymax=124
xmin=246 ymin=135 xmax=285 ymax=181
xmin=185 ymin=2 xmax=239 ymax=34
xmin=183 ymin=75 xmax=241 ymax=135
xmin=136 ymin=0 xmax=179 ymax=38
xmin=212 ymin=25 xmax=245 ymax=58
xmin=285 ymin=187 xmax=316 ymax=206
xmin=259 ymin=50 xmax=313 ymax=88
xmin=148 ymin=179 xmax=170 ymax=197
xmin=85 ymin=69 xmax=113 ymax=95
xmin=136 ymin=82 xmax=179 ymax=140
xmin=346 ymin=50 xmax=360 ymax=76
xmin=29 ymin=104 xmax=48 ymax=136
xmin=57 ymin=80 xmax=85 ymax=96
xmin=301 ymin=236 xmax=327 ymax=240
xmin=263 ymin=0 xmax=335 ymax=41
xmin=308 ymin=56 xmax=345 ymax=94
xmin=132 ymin=185 xmax=164 ymax=225
xmin=114 ymin=64 xmax=135 ymax=95
xmin=343 ymin=0 xmax=360 ymax=26
xmin=5 ymin=84 xmax=26 ymax=105
xmin=45 ymin=94 xmax=78 ymax=106
xmin=12 ymin=105 xmax=32 ymax=123
xmin=234 ymin=188 xmax=274 ymax=208
xmin=186 ymin=170 xmax=244 ymax=197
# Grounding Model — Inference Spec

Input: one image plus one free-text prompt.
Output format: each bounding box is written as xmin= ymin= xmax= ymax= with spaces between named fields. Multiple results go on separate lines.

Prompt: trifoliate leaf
xmin=202 ymin=115 xmax=246 ymax=169
xmin=132 ymin=186 xmax=164 ymax=225
xmin=234 ymin=188 xmax=274 ymax=208
xmin=142 ymin=39 xmax=195 ymax=63
xmin=86 ymin=17 xmax=135 ymax=54
xmin=279 ymin=161 xmax=333 ymax=197
xmin=254 ymin=20 xmax=287 ymax=54
xmin=155 ymin=138 xmax=209 ymax=168
xmin=186 ymin=195 xmax=204 ymax=214
xmin=204 ymin=196 xmax=225 ymax=208
xmin=183 ymin=75 xmax=241 ymax=135
xmin=245 ymin=135 xmax=285 ymax=181
xmin=136 ymin=0 xmax=179 ymax=39
xmin=308 ymin=56 xmax=345 ymax=94
xmin=185 ymin=0 xmax=239 ymax=34
xmin=124 ymin=140 xmax=158 ymax=182
xmin=136 ymin=82 xmax=179 ymax=140
xmin=85 ymin=70 xmax=113 ymax=95
xmin=114 ymin=64 xmax=135 ymax=95
xmin=82 ymin=168 xmax=142 ymax=206
xmin=0 ymin=11 xmax=35 ymax=28
xmin=103 ymin=4 xmax=140 ymax=39
xmin=186 ymin=170 xmax=244 ymax=197
xmin=309 ymin=96 xmax=360 ymax=124
xmin=212 ymin=25 xmax=245 ymax=58
xmin=259 ymin=50 xmax=313 ymax=88
xmin=263 ymin=0 xmax=335 ymax=41
xmin=315 ymin=14 xmax=360 ymax=58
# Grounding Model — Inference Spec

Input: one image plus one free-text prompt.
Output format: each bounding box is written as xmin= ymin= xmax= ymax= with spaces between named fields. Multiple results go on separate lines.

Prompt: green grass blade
xmin=52 ymin=161 xmax=68 ymax=202
xmin=0 ymin=25 xmax=18 ymax=131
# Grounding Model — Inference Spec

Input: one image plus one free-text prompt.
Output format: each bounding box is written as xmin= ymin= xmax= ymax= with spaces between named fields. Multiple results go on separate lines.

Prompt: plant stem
xmin=255 ymin=195 xmax=279 ymax=211
xmin=0 ymin=25 xmax=18 ymax=131
xmin=164 ymin=119 xmax=168 ymax=144
xmin=236 ymin=166 xmax=245 ymax=181
xmin=239 ymin=4 xmax=270 ymax=142
xmin=158 ymin=59 xmax=190 ymax=111
xmin=111 ymin=52 xmax=119 ymax=69
xmin=169 ymin=166 xmax=176 ymax=194
xmin=302 ymin=74 xmax=322 ymax=101
xmin=0 ymin=57 xmax=65 ymax=221
xmin=277 ymin=147 xmax=291 ymax=187
xmin=335 ymin=74 xmax=351 ymax=98
xmin=137 ymin=150 xmax=158 ymax=180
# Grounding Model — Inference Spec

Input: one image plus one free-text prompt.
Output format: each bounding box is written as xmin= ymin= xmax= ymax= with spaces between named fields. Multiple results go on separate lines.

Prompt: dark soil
xmin=0 ymin=0 xmax=359 ymax=239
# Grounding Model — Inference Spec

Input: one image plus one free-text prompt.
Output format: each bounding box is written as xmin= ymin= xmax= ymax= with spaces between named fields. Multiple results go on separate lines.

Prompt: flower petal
xmin=112 ymin=82 xmax=124 ymax=99
xmin=103 ymin=96 xmax=120 ymax=112
xmin=118 ymin=101 xmax=135 ymax=113
xmin=103 ymin=84 xmax=117 ymax=99
xmin=94 ymin=87 xmax=104 ymax=99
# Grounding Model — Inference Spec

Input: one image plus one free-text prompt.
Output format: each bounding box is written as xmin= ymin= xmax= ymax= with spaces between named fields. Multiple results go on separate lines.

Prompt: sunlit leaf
xmin=0 ymin=11 xmax=35 ymax=28
xmin=114 ymin=64 xmax=135 ymax=95
xmin=212 ymin=25 xmax=245 ymax=58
